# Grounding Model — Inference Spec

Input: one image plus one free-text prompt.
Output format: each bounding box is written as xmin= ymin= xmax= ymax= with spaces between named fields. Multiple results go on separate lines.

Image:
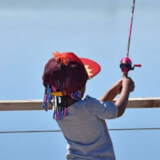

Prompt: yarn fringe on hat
xmin=42 ymin=85 xmax=82 ymax=120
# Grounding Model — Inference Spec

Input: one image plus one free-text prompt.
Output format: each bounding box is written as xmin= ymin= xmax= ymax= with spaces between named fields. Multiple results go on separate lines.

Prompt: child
xmin=42 ymin=51 xmax=134 ymax=160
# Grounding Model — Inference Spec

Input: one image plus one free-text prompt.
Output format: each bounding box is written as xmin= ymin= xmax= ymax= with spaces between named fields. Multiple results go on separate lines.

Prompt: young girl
xmin=42 ymin=51 xmax=134 ymax=160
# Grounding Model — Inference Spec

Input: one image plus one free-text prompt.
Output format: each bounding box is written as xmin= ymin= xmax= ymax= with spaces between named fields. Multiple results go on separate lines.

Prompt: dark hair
xmin=42 ymin=55 xmax=88 ymax=94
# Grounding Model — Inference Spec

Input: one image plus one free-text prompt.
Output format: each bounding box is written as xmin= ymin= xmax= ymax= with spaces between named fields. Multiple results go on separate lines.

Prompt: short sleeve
xmin=84 ymin=96 xmax=118 ymax=119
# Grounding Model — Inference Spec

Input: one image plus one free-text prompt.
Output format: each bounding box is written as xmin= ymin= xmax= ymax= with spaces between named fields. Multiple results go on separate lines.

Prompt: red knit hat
xmin=42 ymin=51 xmax=101 ymax=95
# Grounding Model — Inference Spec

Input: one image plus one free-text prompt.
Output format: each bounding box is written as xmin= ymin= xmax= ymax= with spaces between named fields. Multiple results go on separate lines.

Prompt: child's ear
xmin=81 ymin=86 xmax=86 ymax=97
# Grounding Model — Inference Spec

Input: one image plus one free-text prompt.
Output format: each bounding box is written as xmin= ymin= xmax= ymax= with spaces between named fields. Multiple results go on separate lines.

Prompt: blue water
xmin=0 ymin=0 xmax=160 ymax=160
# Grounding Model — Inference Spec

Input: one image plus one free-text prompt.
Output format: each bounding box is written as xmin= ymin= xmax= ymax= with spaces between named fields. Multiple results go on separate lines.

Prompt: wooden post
xmin=0 ymin=98 xmax=160 ymax=111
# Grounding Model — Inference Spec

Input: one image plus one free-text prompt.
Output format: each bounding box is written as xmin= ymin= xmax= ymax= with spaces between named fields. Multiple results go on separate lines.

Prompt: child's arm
xmin=115 ymin=77 xmax=134 ymax=117
xmin=100 ymin=79 xmax=122 ymax=102
xmin=100 ymin=77 xmax=134 ymax=117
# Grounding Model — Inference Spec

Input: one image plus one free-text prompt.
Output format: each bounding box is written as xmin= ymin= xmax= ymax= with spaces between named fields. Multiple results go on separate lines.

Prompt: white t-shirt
xmin=57 ymin=96 xmax=118 ymax=160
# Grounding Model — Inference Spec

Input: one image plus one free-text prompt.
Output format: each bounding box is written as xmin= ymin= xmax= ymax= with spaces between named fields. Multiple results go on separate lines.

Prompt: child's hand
xmin=122 ymin=77 xmax=135 ymax=92
xmin=115 ymin=77 xmax=135 ymax=117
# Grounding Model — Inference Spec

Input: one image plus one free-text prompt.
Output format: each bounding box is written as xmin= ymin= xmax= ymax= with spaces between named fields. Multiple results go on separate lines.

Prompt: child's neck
xmin=66 ymin=97 xmax=79 ymax=107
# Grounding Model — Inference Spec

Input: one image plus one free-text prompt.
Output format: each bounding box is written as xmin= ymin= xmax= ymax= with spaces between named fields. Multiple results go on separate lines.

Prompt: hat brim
xmin=80 ymin=58 xmax=101 ymax=79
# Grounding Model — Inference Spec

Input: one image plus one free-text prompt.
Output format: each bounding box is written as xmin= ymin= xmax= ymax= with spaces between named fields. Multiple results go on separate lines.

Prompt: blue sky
xmin=0 ymin=0 xmax=160 ymax=160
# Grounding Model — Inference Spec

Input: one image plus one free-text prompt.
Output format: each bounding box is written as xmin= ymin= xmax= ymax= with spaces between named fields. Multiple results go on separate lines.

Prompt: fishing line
xmin=1 ymin=128 xmax=160 ymax=134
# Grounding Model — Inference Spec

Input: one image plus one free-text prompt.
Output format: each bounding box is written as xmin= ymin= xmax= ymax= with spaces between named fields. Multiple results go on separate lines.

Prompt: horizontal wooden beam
xmin=0 ymin=100 xmax=44 ymax=111
xmin=126 ymin=97 xmax=160 ymax=108
xmin=0 ymin=98 xmax=160 ymax=111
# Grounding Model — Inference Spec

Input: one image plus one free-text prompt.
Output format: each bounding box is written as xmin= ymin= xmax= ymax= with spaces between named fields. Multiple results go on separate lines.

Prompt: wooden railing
xmin=0 ymin=98 xmax=160 ymax=111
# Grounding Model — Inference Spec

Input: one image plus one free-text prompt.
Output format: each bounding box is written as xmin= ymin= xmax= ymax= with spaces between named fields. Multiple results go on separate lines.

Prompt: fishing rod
xmin=120 ymin=0 xmax=141 ymax=76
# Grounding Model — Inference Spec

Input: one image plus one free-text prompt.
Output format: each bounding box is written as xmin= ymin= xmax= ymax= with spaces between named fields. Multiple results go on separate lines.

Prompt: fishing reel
xmin=120 ymin=57 xmax=141 ymax=75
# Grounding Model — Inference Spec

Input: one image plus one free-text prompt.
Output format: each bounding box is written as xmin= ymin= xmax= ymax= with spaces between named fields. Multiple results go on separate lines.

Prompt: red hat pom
xmin=53 ymin=51 xmax=69 ymax=66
